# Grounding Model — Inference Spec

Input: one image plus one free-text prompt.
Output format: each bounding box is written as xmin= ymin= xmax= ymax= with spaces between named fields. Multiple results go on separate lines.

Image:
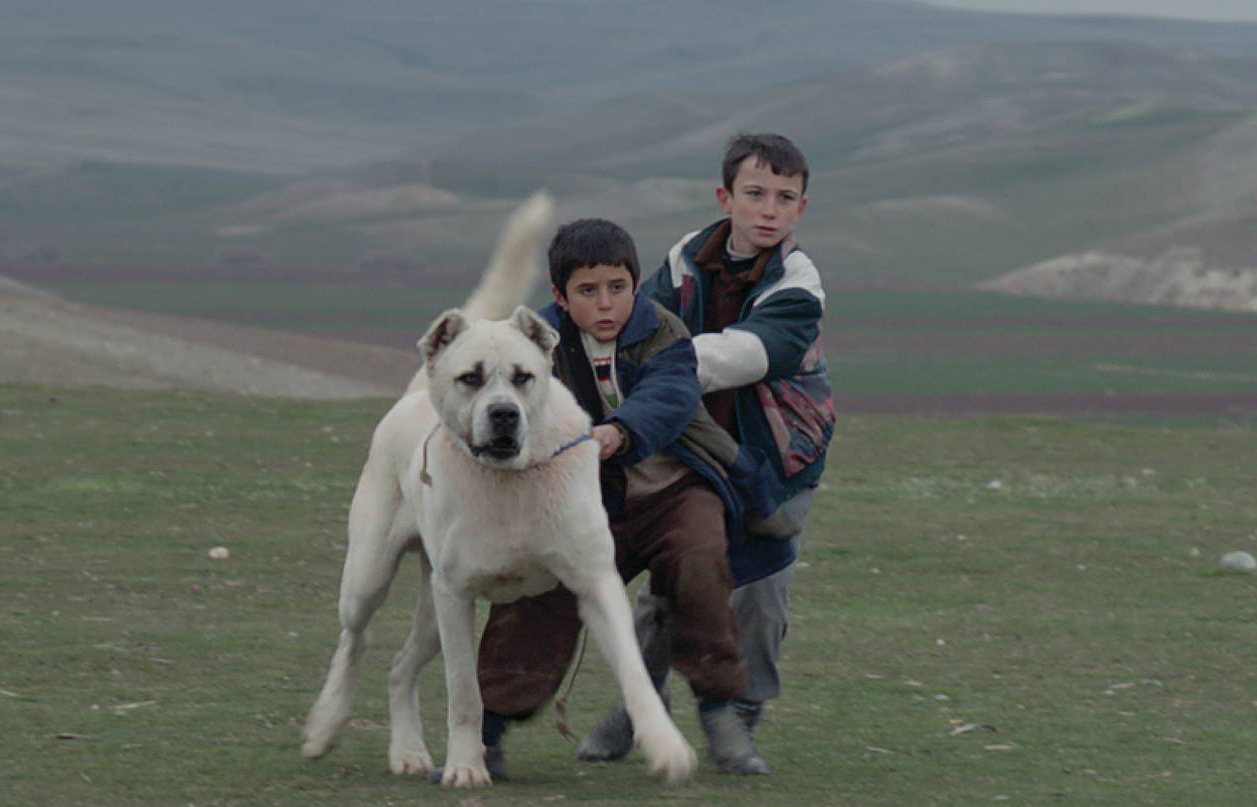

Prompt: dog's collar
xmin=419 ymin=427 xmax=594 ymax=486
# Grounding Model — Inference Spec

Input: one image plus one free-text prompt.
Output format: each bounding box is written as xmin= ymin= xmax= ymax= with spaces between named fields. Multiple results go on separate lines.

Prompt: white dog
xmin=301 ymin=195 xmax=696 ymax=788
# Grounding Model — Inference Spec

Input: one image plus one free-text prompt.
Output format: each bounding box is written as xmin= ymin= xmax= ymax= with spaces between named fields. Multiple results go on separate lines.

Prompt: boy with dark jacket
xmin=467 ymin=217 xmax=778 ymax=778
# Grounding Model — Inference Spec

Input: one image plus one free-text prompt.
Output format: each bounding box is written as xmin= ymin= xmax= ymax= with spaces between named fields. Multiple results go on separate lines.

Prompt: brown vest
xmin=693 ymin=221 xmax=772 ymax=437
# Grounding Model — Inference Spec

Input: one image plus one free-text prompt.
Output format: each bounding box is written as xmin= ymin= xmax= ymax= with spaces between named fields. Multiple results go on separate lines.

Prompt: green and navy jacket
xmin=639 ymin=218 xmax=836 ymax=508
xmin=540 ymin=297 xmax=779 ymax=554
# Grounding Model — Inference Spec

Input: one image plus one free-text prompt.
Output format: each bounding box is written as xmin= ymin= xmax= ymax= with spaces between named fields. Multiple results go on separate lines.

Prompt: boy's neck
xmin=579 ymin=328 xmax=617 ymax=350
xmin=724 ymin=235 xmax=758 ymax=261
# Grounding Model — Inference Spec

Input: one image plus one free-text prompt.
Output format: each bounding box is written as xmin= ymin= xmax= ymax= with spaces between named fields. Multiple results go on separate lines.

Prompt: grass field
xmin=4 ymin=383 xmax=1257 ymax=806
xmin=825 ymin=291 xmax=1257 ymax=414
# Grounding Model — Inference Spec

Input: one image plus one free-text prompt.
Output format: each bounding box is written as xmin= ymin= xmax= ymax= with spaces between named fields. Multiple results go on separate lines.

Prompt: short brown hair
xmin=548 ymin=218 xmax=641 ymax=296
xmin=722 ymin=133 xmax=809 ymax=194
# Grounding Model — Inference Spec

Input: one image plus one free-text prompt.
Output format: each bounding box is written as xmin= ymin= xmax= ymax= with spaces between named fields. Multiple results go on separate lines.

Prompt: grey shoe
xmin=577 ymin=689 xmax=671 ymax=762
xmin=576 ymin=704 xmax=634 ymax=761
xmin=700 ymin=705 xmax=770 ymax=775
xmin=426 ymin=742 xmax=508 ymax=784
xmin=733 ymin=699 xmax=763 ymax=733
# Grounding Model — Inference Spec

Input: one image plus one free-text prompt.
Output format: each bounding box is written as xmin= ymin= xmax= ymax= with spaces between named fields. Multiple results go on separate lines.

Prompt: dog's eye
xmin=455 ymin=371 xmax=483 ymax=387
xmin=511 ymin=370 xmax=534 ymax=387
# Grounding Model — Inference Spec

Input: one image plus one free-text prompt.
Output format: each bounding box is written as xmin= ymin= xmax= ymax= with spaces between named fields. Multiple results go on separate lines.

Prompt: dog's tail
xmin=462 ymin=191 xmax=554 ymax=322
xmin=405 ymin=191 xmax=554 ymax=395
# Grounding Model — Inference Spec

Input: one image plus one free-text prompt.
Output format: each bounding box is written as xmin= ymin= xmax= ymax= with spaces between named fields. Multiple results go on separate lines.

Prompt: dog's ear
xmin=418 ymin=309 xmax=470 ymax=367
xmin=509 ymin=305 xmax=559 ymax=357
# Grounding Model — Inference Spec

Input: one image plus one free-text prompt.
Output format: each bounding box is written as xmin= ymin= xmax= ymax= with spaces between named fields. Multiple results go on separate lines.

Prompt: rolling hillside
xmin=3 ymin=0 xmax=1257 ymax=319
xmin=8 ymin=0 xmax=1256 ymax=173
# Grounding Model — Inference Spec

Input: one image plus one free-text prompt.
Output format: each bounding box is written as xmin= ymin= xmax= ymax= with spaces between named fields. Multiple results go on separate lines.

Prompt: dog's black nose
xmin=488 ymin=404 xmax=519 ymax=433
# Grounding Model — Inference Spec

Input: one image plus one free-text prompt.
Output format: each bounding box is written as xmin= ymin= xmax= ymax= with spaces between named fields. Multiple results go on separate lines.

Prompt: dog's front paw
xmin=390 ymin=745 xmax=434 ymax=776
xmin=300 ymin=714 xmax=349 ymax=760
xmin=440 ymin=761 xmax=493 ymax=789
xmin=636 ymin=721 xmax=697 ymax=785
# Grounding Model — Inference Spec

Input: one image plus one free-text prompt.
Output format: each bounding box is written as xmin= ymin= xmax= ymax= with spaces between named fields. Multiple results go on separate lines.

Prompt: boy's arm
xmin=605 ymin=315 xmax=701 ymax=465
xmin=694 ymin=287 xmax=821 ymax=392
xmin=643 ymin=244 xmax=825 ymax=393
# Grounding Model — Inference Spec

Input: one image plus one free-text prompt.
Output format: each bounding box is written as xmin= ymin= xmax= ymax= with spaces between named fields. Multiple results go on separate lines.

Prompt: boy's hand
xmin=591 ymin=424 xmax=624 ymax=460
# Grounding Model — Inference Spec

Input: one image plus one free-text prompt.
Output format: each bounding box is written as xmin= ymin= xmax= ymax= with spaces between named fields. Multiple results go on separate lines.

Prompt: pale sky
xmin=927 ymin=1 xmax=1257 ymax=22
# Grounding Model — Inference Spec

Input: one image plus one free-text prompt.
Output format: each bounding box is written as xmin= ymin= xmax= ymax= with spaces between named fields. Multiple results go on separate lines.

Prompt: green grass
xmin=835 ymin=357 xmax=1256 ymax=397
xmin=827 ymin=289 xmax=1257 ymax=326
xmin=834 ymin=353 xmax=1257 ymax=398
xmin=825 ymin=291 xmax=1257 ymax=401
xmin=3 ymin=384 xmax=1256 ymax=805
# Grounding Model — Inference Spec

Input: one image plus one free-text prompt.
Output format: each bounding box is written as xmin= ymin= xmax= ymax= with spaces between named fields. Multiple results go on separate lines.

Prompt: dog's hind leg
xmin=575 ymin=571 xmax=697 ymax=784
xmin=386 ymin=551 xmax=440 ymax=775
xmin=302 ymin=464 xmax=409 ymax=760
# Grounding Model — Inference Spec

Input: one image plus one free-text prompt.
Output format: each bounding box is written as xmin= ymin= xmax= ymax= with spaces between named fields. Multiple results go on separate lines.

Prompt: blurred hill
xmin=0 ymin=274 xmax=412 ymax=397
xmin=2 ymin=0 xmax=1257 ymax=313
xmin=978 ymin=206 xmax=1257 ymax=312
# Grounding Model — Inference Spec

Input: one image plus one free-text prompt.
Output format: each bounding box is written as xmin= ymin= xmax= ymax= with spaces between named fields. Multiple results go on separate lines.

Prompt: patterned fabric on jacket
xmin=638 ymin=218 xmax=836 ymax=505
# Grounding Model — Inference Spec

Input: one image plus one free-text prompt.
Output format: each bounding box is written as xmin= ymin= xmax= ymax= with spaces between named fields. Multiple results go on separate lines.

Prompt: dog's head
xmin=418 ymin=305 xmax=559 ymax=469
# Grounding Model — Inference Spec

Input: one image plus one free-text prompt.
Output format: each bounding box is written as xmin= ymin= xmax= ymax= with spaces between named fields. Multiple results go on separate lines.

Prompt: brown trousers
xmin=478 ymin=475 xmax=746 ymax=718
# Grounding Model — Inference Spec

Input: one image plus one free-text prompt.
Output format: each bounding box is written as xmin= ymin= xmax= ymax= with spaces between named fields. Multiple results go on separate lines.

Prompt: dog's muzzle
xmin=471 ymin=403 xmax=521 ymax=461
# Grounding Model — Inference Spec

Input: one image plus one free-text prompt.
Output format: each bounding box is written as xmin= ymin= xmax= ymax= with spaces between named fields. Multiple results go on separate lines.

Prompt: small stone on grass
xmin=1221 ymin=551 xmax=1256 ymax=572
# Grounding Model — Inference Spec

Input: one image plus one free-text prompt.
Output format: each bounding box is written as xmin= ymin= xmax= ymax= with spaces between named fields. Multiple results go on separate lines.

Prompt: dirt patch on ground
xmin=1 ymin=275 xmax=415 ymax=399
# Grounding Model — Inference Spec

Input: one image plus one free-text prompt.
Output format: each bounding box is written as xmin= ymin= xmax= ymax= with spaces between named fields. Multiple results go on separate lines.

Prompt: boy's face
xmin=717 ymin=156 xmax=807 ymax=255
xmin=553 ymin=262 xmax=635 ymax=342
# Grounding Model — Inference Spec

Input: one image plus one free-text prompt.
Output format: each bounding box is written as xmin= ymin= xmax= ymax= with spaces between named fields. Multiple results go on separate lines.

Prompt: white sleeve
xmin=692 ymin=328 xmax=769 ymax=393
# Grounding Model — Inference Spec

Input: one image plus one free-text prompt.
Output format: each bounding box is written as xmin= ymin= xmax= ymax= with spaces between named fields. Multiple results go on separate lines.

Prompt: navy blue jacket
xmin=540 ymin=297 xmax=779 ymax=566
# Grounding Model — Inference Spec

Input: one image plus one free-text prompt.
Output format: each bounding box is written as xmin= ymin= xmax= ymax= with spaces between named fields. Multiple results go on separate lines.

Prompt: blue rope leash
xmin=551 ymin=433 xmax=593 ymax=458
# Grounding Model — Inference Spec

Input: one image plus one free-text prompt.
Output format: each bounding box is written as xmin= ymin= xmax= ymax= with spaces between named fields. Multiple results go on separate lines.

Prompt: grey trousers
xmin=633 ymin=486 xmax=816 ymax=704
